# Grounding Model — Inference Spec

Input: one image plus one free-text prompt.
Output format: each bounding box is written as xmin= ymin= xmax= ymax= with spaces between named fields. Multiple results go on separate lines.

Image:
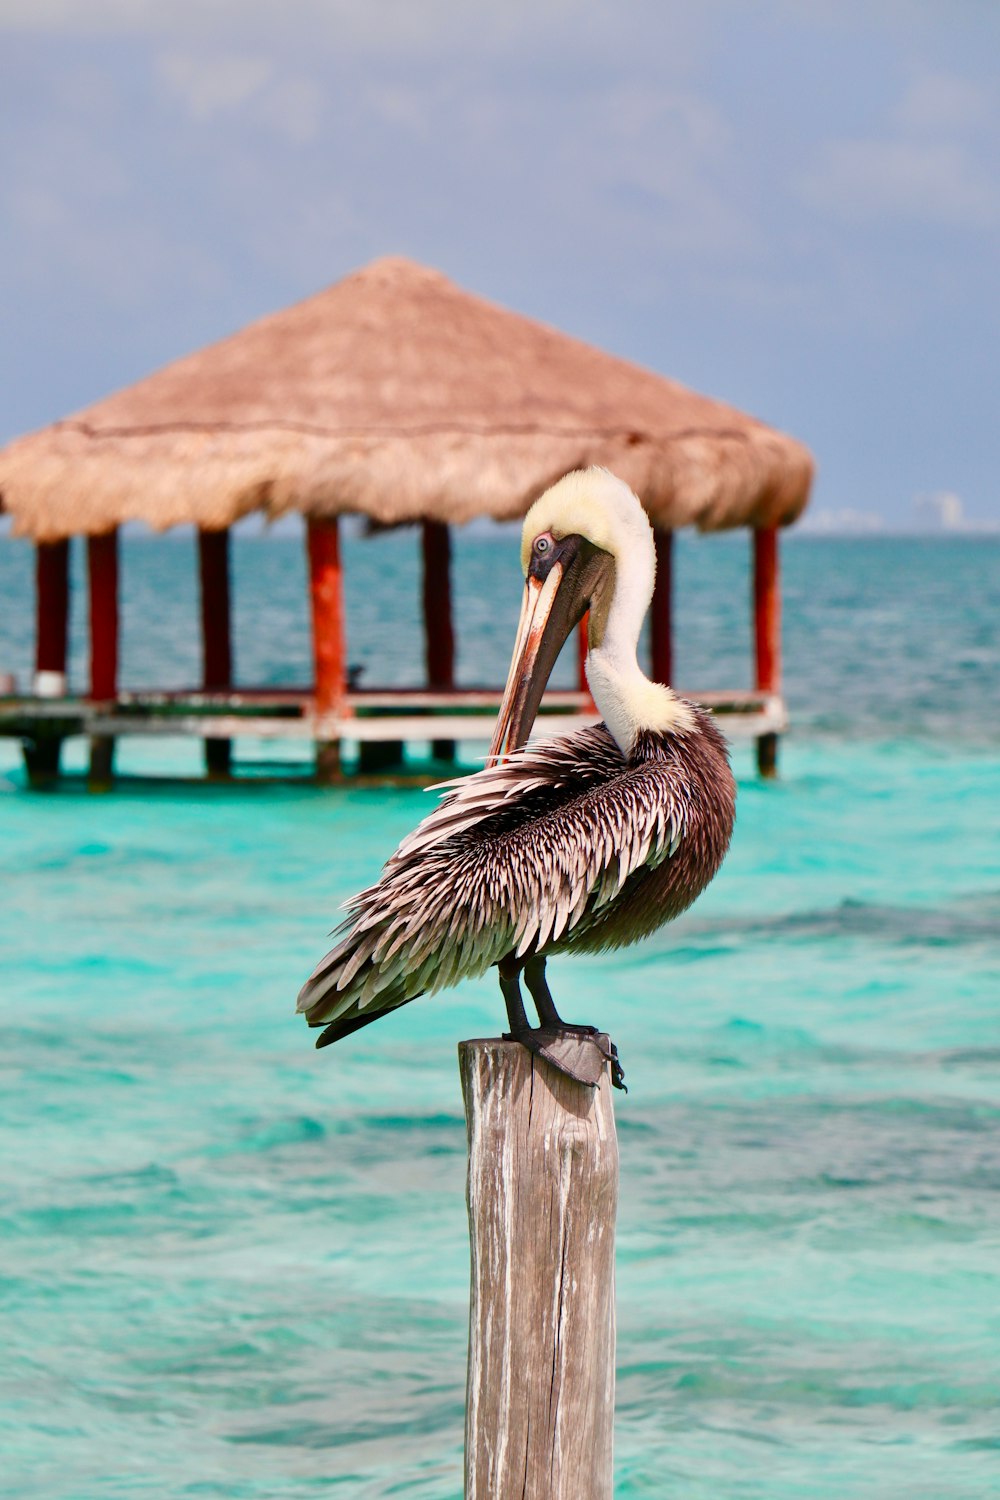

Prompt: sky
xmin=2 ymin=0 xmax=999 ymax=532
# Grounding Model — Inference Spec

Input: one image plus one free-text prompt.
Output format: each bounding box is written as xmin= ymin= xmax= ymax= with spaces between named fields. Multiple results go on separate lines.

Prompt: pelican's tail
xmin=311 ymin=999 xmax=416 ymax=1050
xmin=296 ymin=908 xmax=423 ymax=1048
xmin=297 ymin=752 xmax=534 ymax=1051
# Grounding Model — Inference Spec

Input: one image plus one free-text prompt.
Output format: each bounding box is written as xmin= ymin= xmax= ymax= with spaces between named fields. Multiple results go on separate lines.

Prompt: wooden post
xmin=650 ymin=528 xmax=673 ymax=686
xmin=26 ymin=538 xmax=71 ymax=785
xmin=753 ymin=525 xmax=781 ymax=778
xmin=35 ymin=539 xmax=70 ymax=691
xmin=422 ymin=520 xmax=455 ymax=763
xmin=577 ymin=615 xmax=596 ymax=712
xmin=460 ymin=1039 xmax=618 ymax=1500
xmin=307 ymin=517 xmax=346 ymax=783
xmin=88 ymin=529 xmax=119 ymax=787
xmin=198 ymin=527 xmax=233 ymax=778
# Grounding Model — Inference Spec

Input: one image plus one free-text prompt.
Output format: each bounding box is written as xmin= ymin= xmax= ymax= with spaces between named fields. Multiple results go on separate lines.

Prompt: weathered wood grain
xmin=460 ymin=1038 xmax=618 ymax=1500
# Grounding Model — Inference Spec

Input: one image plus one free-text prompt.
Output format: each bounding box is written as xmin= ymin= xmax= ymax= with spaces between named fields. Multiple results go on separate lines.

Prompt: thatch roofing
xmin=0 ymin=256 xmax=812 ymax=542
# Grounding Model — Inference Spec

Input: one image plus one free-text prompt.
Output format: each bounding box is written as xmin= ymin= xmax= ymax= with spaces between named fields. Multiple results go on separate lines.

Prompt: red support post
xmin=650 ymin=528 xmax=673 ymax=686
xmin=88 ymin=530 xmax=119 ymax=701
xmin=753 ymin=525 xmax=781 ymax=777
xmin=307 ymin=517 xmax=346 ymax=780
xmin=87 ymin=529 xmax=119 ymax=788
xmin=198 ymin=527 xmax=233 ymax=777
xmin=25 ymin=538 xmax=71 ymax=784
xmin=577 ymin=615 xmax=596 ymax=711
xmin=199 ymin=528 xmax=232 ymax=690
xmin=35 ymin=539 xmax=70 ymax=687
xmin=421 ymin=521 xmax=455 ymax=689
xmin=421 ymin=520 xmax=456 ymax=763
xmin=753 ymin=526 xmax=781 ymax=693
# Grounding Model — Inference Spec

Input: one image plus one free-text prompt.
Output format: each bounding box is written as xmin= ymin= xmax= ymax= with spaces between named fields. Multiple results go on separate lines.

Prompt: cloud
xmin=893 ymin=72 xmax=993 ymax=137
xmin=257 ymin=75 xmax=325 ymax=144
xmin=156 ymin=51 xmax=325 ymax=141
xmin=157 ymin=52 xmax=272 ymax=121
xmin=800 ymin=507 xmax=886 ymax=534
xmin=796 ymin=64 xmax=1000 ymax=231
xmin=798 ymin=138 xmax=998 ymax=228
xmin=602 ymin=85 xmax=731 ymax=159
xmin=0 ymin=0 xmax=640 ymax=55
xmin=365 ymin=84 xmax=432 ymax=136
xmin=570 ymin=83 xmax=766 ymax=263
xmin=914 ymin=491 xmax=1000 ymax=533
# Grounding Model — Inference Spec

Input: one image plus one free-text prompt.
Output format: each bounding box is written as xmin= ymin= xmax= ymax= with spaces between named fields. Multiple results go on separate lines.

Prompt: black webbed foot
xmin=503 ymin=1026 xmax=627 ymax=1091
xmin=498 ymin=954 xmax=627 ymax=1090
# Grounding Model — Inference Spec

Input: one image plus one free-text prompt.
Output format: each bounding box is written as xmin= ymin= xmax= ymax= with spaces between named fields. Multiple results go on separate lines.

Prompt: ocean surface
xmin=0 ymin=530 xmax=998 ymax=1498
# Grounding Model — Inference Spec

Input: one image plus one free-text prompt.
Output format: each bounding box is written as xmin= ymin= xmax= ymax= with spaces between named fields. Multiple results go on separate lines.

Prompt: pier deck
xmin=0 ymin=685 xmax=786 ymax=782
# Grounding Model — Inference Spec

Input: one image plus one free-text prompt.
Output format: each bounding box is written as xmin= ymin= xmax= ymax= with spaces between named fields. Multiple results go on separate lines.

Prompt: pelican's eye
xmin=533 ymin=534 xmax=553 ymax=557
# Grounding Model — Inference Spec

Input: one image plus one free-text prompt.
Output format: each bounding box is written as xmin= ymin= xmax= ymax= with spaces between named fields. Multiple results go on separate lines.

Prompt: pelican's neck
xmin=585 ymin=546 xmax=694 ymax=757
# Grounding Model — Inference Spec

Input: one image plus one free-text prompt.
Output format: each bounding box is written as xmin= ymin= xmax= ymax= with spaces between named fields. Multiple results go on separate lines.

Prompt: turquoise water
xmin=1 ymin=534 xmax=998 ymax=1497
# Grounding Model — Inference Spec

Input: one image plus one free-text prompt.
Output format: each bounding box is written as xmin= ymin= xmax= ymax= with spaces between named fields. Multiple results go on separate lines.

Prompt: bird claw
xmin=504 ymin=1028 xmax=627 ymax=1092
xmin=604 ymin=1038 xmax=627 ymax=1092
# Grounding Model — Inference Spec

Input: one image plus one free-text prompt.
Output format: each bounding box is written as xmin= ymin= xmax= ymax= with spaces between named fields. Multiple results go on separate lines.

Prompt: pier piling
xmin=459 ymin=1037 xmax=618 ymax=1500
xmin=753 ymin=525 xmax=782 ymax=778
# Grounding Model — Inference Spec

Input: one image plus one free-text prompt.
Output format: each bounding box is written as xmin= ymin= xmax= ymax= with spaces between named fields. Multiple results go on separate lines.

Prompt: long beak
xmin=488 ymin=561 xmax=580 ymax=764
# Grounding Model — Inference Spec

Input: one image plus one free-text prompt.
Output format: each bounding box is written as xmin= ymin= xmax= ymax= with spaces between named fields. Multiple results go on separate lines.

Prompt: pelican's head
xmin=489 ymin=468 xmax=656 ymax=762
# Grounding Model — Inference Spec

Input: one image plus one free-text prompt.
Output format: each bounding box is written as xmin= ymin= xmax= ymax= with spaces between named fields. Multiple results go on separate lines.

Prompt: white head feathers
xmin=519 ymin=468 xmax=693 ymax=752
xmin=521 ymin=467 xmax=655 ymax=596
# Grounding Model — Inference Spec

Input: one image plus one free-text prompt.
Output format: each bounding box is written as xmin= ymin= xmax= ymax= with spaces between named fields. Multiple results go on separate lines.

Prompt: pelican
xmin=298 ymin=468 xmax=736 ymax=1088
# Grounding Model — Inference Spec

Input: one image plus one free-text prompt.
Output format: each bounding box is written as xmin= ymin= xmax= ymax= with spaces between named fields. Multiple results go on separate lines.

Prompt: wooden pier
xmin=1 ymin=682 xmax=787 ymax=785
xmin=2 ymin=499 xmax=790 ymax=786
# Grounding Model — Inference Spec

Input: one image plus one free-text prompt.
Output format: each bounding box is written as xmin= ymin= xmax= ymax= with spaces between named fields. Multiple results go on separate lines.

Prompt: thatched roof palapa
xmin=0 ymin=257 xmax=813 ymax=543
